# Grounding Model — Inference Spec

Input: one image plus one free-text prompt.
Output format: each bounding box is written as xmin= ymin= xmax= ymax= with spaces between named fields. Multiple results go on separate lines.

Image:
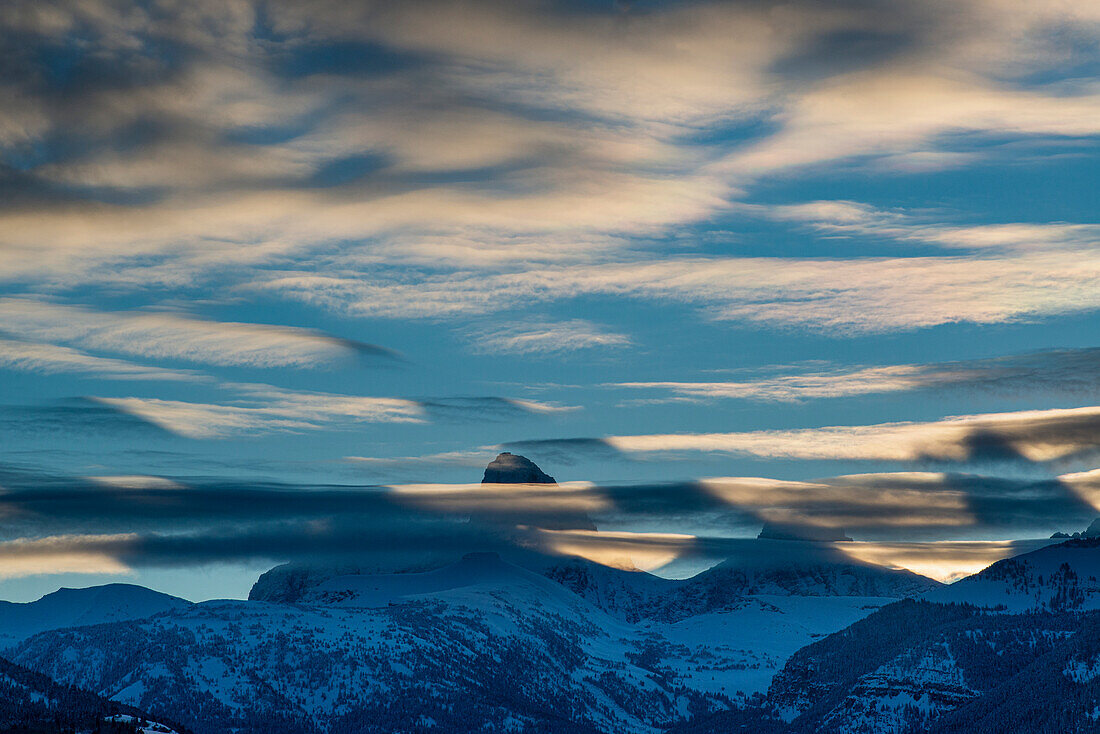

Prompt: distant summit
xmin=482 ymin=452 xmax=556 ymax=484
xmin=1051 ymin=517 xmax=1100 ymax=539
xmin=758 ymin=522 xmax=853 ymax=542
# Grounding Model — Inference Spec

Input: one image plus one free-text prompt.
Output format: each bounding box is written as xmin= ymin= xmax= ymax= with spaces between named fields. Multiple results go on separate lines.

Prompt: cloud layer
xmin=513 ymin=405 xmax=1100 ymax=465
xmin=613 ymin=348 xmax=1100 ymax=403
xmin=0 ymin=0 xmax=1097 ymax=335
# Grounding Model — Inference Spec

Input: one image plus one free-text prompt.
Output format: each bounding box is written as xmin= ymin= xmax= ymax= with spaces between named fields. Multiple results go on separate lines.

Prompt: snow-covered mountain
xmin=0 ymin=583 xmax=191 ymax=651
xmin=0 ymin=455 xmax=982 ymax=733
xmin=0 ymin=649 xmax=182 ymax=733
xmin=758 ymin=597 xmax=1100 ymax=734
xmin=252 ymin=538 xmax=938 ymax=619
xmin=10 ymin=546 xmax=930 ymax=734
xmin=928 ymin=538 xmax=1100 ymax=612
xmin=706 ymin=537 xmax=1100 ymax=734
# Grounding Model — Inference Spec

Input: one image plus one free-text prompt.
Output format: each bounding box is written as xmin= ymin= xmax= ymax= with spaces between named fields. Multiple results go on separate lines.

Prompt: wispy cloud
xmin=470 ymin=320 xmax=632 ymax=355
xmin=0 ymin=298 xmax=396 ymax=368
xmin=0 ymin=337 xmax=204 ymax=382
xmin=262 ymin=250 xmax=1100 ymax=333
xmin=767 ymin=200 xmax=1100 ymax=254
xmin=414 ymin=396 xmax=580 ymax=421
xmin=612 ymin=347 xmax=1100 ymax=403
xmin=0 ymin=0 xmax=1097 ymax=340
xmin=88 ymin=383 xmax=578 ymax=439
xmin=94 ymin=386 xmax=426 ymax=439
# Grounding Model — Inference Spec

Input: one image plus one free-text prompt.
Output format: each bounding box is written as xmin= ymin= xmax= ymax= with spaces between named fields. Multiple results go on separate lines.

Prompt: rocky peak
xmin=1050 ymin=517 xmax=1100 ymax=540
xmin=482 ymin=452 xmax=556 ymax=484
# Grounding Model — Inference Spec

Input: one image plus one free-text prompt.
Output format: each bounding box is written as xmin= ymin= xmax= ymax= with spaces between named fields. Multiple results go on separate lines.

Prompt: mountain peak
xmin=1050 ymin=516 xmax=1100 ymax=539
xmin=482 ymin=452 xmax=556 ymax=484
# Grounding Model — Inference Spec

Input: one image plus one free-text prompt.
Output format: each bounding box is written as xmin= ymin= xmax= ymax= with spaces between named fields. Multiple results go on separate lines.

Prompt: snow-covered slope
xmin=738 ymin=539 xmax=1100 ymax=734
xmin=12 ymin=550 xmax=921 ymax=734
xmin=928 ymin=538 xmax=1100 ymax=612
xmin=252 ymin=539 xmax=939 ymax=621
xmin=0 ymin=650 xmax=178 ymax=733
xmin=759 ymin=598 xmax=1100 ymax=734
xmin=304 ymin=551 xmax=609 ymax=609
xmin=0 ymin=583 xmax=191 ymax=651
xmin=665 ymin=540 xmax=939 ymax=611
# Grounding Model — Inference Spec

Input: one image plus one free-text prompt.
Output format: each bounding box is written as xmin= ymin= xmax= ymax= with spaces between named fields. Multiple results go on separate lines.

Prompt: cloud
xmin=611 ymin=347 xmax=1100 ymax=402
xmin=470 ymin=320 xmax=632 ymax=355
xmin=87 ymin=383 xmax=577 ymax=439
xmin=261 ymin=250 xmax=1100 ymax=333
xmin=1058 ymin=468 xmax=1100 ymax=513
xmin=86 ymin=475 xmax=187 ymax=490
xmin=515 ymin=405 xmax=1100 ymax=465
xmin=9 ymin=466 xmax=1082 ymax=542
xmin=94 ymin=386 xmax=426 ymax=439
xmin=0 ymin=337 xmax=205 ymax=382
xmin=346 ymin=450 xmax=503 ymax=478
xmin=0 ymin=0 xmax=1096 ymax=342
xmin=837 ymin=539 xmax=1059 ymax=583
xmin=0 ymin=534 xmax=135 ymax=580
xmin=0 ymin=525 xmax=1057 ymax=583
xmin=414 ymin=396 xmax=580 ymax=421
xmin=0 ymin=461 xmax=1087 ymax=579
xmin=525 ymin=530 xmax=1060 ymax=583
xmin=767 ymin=200 xmax=1100 ymax=254
xmin=0 ymin=298 xmax=397 ymax=368
xmin=0 ymin=401 xmax=175 ymax=439
xmin=720 ymin=71 xmax=1100 ymax=179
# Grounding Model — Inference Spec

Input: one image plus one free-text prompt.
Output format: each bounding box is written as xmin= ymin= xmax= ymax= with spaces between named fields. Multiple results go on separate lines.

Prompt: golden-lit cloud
xmin=1059 ymin=468 xmax=1100 ymax=513
xmin=531 ymin=528 xmax=696 ymax=572
xmin=838 ymin=539 xmax=1056 ymax=583
xmin=0 ymin=534 xmax=135 ymax=580
xmin=699 ymin=474 xmax=974 ymax=531
xmin=599 ymin=406 xmax=1100 ymax=463
xmin=390 ymin=481 xmax=608 ymax=516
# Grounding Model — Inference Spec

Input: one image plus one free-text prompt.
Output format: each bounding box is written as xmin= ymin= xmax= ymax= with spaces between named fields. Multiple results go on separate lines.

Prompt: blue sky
xmin=1 ymin=0 xmax=1099 ymax=601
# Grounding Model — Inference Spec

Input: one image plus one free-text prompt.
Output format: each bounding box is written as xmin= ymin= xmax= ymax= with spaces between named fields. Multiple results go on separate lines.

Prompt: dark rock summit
xmin=482 ymin=452 xmax=556 ymax=484
xmin=1051 ymin=517 xmax=1100 ymax=539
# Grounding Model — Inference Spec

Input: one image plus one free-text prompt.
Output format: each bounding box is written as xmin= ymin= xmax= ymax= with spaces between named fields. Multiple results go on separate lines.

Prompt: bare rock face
xmin=481 ymin=452 xmax=556 ymax=484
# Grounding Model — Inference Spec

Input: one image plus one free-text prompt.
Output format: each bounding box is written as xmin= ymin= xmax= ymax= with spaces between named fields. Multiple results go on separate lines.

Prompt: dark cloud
xmin=771 ymin=28 xmax=919 ymax=82
xmin=0 ymin=400 xmax=174 ymax=438
xmin=503 ymin=438 xmax=620 ymax=465
xmin=616 ymin=347 xmax=1100 ymax=404
xmin=418 ymin=397 xmax=573 ymax=422
xmin=939 ymin=347 xmax=1100 ymax=397
xmin=1 ymin=462 xmax=1093 ymax=552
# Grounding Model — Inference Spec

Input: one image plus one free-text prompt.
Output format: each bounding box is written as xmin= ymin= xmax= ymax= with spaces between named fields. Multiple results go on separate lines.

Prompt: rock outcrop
xmin=482 ymin=452 xmax=556 ymax=483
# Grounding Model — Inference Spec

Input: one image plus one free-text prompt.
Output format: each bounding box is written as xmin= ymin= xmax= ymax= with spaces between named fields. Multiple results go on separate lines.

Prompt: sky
xmin=1 ymin=0 xmax=1099 ymax=602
